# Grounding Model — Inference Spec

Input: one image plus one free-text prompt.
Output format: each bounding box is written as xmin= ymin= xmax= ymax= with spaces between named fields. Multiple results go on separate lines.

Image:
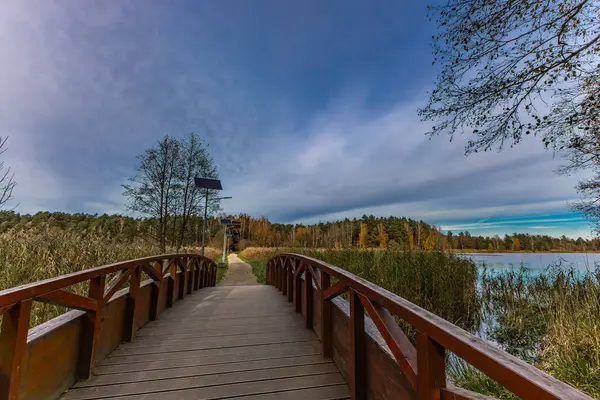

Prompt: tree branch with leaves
xmin=420 ymin=0 xmax=600 ymax=229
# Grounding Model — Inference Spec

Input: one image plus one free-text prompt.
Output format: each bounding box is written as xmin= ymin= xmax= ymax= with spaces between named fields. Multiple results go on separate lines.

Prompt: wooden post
xmin=149 ymin=263 xmax=161 ymax=321
xmin=0 ymin=300 xmax=32 ymax=400
xmin=178 ymin=260 xmax=186 ymax=300
xmin=166 ymin=262 xmax=175 ymax=308
xmin=320 ymin=270 xmax=332 ymax=358
xmin=294 ymin=262 xmax=302 ymax=313
xmin=350 ymin=290 xmax=367 ymax=400
xmin=280 ymin=259 xmax=285 ymax=292
xmin=417 ymin=332 xmax=446 ymax=400
xmin=198 ymin=261 xmax=204 ymax=289
xmin=287 ymin=262 xmax=293 ymax=303
xmin=78 ymin=275 xmax=105 ymax=379
xmin=124 ymin=265 xmax=141 ymax=341
xmin=266 ymin=261 xmax=271 ymax=285
xmin=304 ymin=268 xmax=313 ymax=329
xmin=186 ymin=258 xmax=193 ymax=294
xmin=282 ymin=259 xmax=287 ymax=297
xmin=193 ymin=259 xmax=200 ymax=291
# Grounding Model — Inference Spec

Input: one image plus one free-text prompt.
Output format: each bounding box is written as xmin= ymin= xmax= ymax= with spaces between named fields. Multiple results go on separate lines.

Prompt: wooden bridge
xmin=0 ymin=253 xmax=593 ymax=400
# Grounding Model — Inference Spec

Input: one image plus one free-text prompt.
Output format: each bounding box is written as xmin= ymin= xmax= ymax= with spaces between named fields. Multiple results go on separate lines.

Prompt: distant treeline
xmin=2 ymin=211 xmax=598 ymax=252
xmin=235 ymin=214 xmax=599 ymax=252
xmin=0 ymin=211 xmax=225 ymax=249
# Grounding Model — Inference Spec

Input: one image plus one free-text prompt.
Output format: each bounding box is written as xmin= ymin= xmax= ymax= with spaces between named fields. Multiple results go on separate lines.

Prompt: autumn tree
xmin=513 ymin=236 xmax=521 ymax=252
xmin=421 ymin=1 xmax=600 ymax=228
xmin=358 ymin=222 xmax=369 ymax=248
xmin=377 ymin=223 xmax=388 ymax=248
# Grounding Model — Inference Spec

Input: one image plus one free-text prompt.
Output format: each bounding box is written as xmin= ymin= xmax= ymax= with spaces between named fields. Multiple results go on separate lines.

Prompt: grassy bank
xmin=237 ymin=252 xmax=268 ymax=284
xmin=0 ymin=230 xmax=221 ymax=327
xmin=239 ymin=247 xmax=599 ymax=398
xmin=216 ymin=255 xmax=228 ymax=285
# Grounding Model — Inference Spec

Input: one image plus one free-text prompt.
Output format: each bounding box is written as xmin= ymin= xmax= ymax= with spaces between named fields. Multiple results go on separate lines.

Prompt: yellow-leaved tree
xmin=358 ymin=222 xmax=369 ymax=248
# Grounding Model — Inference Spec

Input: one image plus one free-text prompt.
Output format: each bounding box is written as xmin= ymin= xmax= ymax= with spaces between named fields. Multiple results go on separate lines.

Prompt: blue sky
xmin=0 ymin=0 xmax=593 ymax=238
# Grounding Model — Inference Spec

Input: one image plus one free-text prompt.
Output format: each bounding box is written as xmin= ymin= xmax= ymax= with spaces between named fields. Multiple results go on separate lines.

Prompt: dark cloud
xmin=0 ymin=1 xmax=589 ymax=237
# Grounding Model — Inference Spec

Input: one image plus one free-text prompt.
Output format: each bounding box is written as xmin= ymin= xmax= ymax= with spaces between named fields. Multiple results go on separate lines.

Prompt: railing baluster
xmin=294 ymin=261 xmax=303 ymax=313
xmin=0 ymin=300 xmax=32 ymax=400
xmin=198 ymin=260 xmax=204 ymax=289
xmin=78 ymin=275 xmax=105 ymax=379
xmin=275 ymin=260 xmax=280 ymax=290
xmin=194 ymin=258 xmax=200 ymax=291
xmin=304 ymin=265 xmax=313 ymax=329
xmin=287 ymin=261 xmax=293 ymax=303
xmin=320 ymin=270 xmax=332 ymax=358
xmin=282 ymin=258 xmax=288 ymax=296
xmin=124 ymin=265 xmax=142 ymax=341
xmin=417 ymin=332 xmax=446 ymax=400
xmin=178 ymin=259 xmax=186 ymax=300
xmin=350 ymin=289 xmax=367 ymax=400
xmin=149 ymin=264 xmax=161 ymax=321
xmin=166 ymin=260 xmax=176 ymax=308
xmin=265 ymin=261 xmax=269 ymax=285
xmin=186 ymin=257 xmax=193 ymax=294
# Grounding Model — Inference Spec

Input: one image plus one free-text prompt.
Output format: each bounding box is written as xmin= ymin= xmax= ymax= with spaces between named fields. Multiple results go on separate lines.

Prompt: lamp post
xmin=194 ymin=178 xmax=231 ymax=256
xmin=220 ymin=219 xmax=232 ymax=263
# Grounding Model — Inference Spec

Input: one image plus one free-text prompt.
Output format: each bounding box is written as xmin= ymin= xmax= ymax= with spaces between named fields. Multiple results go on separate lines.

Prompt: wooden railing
xmin=0 ymin=253 xmax=217 ymax=400
xmin=266 ymin=253 xmax=592 ymax=400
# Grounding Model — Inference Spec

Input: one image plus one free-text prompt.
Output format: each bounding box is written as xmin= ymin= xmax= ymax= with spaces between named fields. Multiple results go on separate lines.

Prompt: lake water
xmin=462 ymin=252 xmax=600 ymax=272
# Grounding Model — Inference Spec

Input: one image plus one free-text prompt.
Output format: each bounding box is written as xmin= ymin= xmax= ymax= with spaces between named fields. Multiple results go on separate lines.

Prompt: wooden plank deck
xmin=60 ymin=285 xmax=351 ymax=400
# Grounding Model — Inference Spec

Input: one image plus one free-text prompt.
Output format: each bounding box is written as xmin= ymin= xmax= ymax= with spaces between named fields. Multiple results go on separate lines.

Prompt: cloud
xmin=224 ymin=94 xmax=587 ymax=229
xmin=0 ymin=1 xmax=591 ymax=238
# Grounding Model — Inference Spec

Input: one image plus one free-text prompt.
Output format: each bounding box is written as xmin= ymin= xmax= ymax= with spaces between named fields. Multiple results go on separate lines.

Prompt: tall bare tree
xmin=420 ymin=0 xmax=600 ymax=228
xmin=0 ymin=137 xmax=16 ymax=208
xmin=123 ymin=133 xmax=220 ymax=251
xmin=123 ymin=135 xmax=180 ymax=252
xmin=174 ymin=133 xmax=218 ymax=250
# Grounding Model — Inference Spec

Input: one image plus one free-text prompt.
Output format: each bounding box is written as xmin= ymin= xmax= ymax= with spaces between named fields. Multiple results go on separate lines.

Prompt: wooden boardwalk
xmin=60 ymin=285 xmax=351 ymax=400
xmin=2 ymin=252 xmax=591 ymax=400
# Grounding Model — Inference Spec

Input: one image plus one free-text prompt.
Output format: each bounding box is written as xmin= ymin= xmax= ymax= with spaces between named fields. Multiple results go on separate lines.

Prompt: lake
xmin=463 ymin=252 xmax=600 ymax=272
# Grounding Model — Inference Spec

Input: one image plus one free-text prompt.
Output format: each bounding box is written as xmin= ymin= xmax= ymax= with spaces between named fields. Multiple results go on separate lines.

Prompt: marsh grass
xmin=239 ymin=247 xmax=481 ymax=331
xmin=240 ymin=247 xmax=600 ymax=398
xmin=475 ymin=266 xmax=600 ymax=398
xmin=0 ymin=230 xmax=221 ymax=327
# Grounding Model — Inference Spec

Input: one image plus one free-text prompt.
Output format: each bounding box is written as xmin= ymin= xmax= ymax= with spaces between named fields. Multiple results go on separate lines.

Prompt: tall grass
xmin=1 ymin=230 xmax=221 ymax=327
xmin=240 ymin=247 xmax=600 ymax=398
xmin=239 ymin=247 xmax=480 ymax=332
xmin=474 ymin=266 xmax=600 ymax=398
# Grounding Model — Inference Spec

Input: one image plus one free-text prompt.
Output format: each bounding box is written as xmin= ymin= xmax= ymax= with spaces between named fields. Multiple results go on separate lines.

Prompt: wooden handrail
xmin=0 ymin=253 xmax=217 ymax=400
xmin=266 ymin=253 xmax=592 ymax=400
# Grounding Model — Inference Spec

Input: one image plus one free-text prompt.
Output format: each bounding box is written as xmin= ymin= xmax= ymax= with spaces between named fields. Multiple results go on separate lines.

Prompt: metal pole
xmin=222 ymin=225 xmax=227 ymax=263
xmin=201 ymin=188 xmax=208 ymax=256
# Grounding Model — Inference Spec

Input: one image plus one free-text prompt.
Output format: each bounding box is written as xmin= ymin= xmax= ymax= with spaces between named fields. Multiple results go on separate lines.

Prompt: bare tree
xmin=420 ymin=0 xmax=600 ymax=227
xmin=123 ymin=135 xmax=180 ymax=252
xmin=123 ymin=133 xmax=220 ymax=251
xmin=174 ymin=133 xmax=218 ymax=250
xmin=0 ymin=137 xmax=16 ymax=208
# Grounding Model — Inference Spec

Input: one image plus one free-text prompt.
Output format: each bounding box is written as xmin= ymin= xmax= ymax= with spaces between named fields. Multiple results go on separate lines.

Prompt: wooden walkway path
xmin=59 ymin=285 xmax=350 ymax=400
